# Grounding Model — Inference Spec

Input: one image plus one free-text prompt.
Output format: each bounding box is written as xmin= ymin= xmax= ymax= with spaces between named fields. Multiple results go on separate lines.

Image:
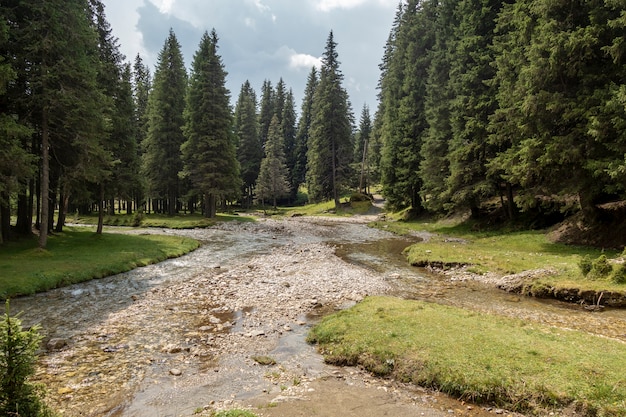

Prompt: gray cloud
xmin=103 ymin=0 xmax=398 ymax=114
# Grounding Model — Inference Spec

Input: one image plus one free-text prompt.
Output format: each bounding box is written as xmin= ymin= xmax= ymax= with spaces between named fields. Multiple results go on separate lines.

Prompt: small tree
xmin=256 ymin=115 xmax=290 ymax=209
xmin=0 ymin=302 xmax=55 ymax=417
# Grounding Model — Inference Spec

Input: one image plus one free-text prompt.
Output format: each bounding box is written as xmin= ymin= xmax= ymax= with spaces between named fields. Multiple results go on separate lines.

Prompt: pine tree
xmin=30 ymin=0 xmax=110 ymax=248
xmin=281 ymin=89 xmax=298 ymax=200
xmin=307 ymin=31 xmax=354 ymax=207
xmin=379 ymin=0 xmax=437 ymax=212
xmin=181 ymin=29 xmax=241 ymax=218
xmin=142 ymin=29 xmax=187 ymax=216
xmin=234 ymin=80 xmax=262 ymax=207
xmin=258 ymin=79 xmax=274 ymax=147
xmin=444 ymin=0 xmax=502 ymax=217
xmin=256 ymin=115 xmax=290 ymax=209
xmin=132 ymin=54 xmax=152 ymax=211
xmin=354 ymin=105 xmax=372 ymax=194
xmin=0 ymin=17 xmax=34 ymax=244
xmin=0 ymin=302 xmax=55 ymax=417
xmin=293 ymin=67 xmax=319 ymax=199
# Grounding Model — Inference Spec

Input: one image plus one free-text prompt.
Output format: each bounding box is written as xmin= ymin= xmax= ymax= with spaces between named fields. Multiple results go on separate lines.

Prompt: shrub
xmin=588 ymin=255 xmax=613 ymax=280
xmin=578 ymin=255 xmax=592 ymax=277
xmin=349 ymin=192 xmax=371 ymax=202
xmin=611 ymin=264 xmax=626 ymax=285
xmin=0 ymin=301 xmax=56 ymax=417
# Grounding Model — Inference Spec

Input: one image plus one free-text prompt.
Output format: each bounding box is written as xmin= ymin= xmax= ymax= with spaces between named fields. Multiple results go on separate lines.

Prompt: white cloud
xmin=289 ymin=53 xmax=322 ymax=70
xmin=154 ymin=0 xmax=175 ymax=14
xmin=313 ymin=0 xmax=396 ymax=12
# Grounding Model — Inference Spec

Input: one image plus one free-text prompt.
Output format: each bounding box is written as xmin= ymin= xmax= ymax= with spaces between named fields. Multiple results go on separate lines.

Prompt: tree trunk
xmin=206 ymin=193 xmax=217 ymax=218
xmin=55 ymin=188 xmax=69 ymax=233
xmin=332 ymin=139 xmax=340 ymax=209
xmin=97 ymin=184 xmax=105 ymax=234
xmin=39 ymin=108 xmax=50 ymax=249
xmin=0 ymin=197 xmax=9 ymax=244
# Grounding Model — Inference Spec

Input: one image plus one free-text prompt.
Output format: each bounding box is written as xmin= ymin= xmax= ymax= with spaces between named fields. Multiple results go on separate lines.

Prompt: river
xmin=11 ymin=216 xmax=626 ymax=417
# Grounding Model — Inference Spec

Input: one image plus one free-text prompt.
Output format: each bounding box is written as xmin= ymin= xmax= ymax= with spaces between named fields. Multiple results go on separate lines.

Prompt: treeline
xmin=1 ymin=1 xmax=373 ymax=247
xmin=376 ymin=0 xmax=626 ymax=222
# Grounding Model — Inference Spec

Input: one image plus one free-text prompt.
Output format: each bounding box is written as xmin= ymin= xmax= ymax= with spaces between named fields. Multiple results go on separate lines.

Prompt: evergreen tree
xmin=132 ymin=54 xmax=152 ymax=211
xmin=379 ymin=0 xmax=437 ymax=212
xmin=0 ymin=18 xmax=34 ymax=244
xmin=234 ymin=80 xmax=262 ymax=207
xmin=444 ymin=0 xmax=503 ymax=217
xmin=419 ymin=0 xmax=458 ymax=212
xmin=307 ymin=31 xmax=354 ymax=207
xmin=256 ymin=115 xmax=290 ymax=209
xmin=258 ymin=79 xmax=274 ymax=147
xmin=142 ymin=29 xmax=187 ymax=216
xmin=0 ymin=302 xmax=55 ymax=417
xmin=281 ymin=89 xmax=298 ymax=200
xmin=354 ymin=104 xmax=372 ymax=193
xmin=29 ymin=0 xmax=110 ymax=248
xmin=181 ymin=29 xmax=240 ymax=218
xmin=293 ymin=67 xmax=319 ymax=199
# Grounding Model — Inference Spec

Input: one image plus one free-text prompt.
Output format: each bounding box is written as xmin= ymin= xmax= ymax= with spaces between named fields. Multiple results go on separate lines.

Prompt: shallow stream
xmin=11 ymin=218 xmax=626 ymax=416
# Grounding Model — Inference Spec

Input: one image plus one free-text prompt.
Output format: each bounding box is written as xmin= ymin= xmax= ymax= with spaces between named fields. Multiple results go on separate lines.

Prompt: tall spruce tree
xmin=181 ymin=30 xmax=240 ymax=218
xmin=379 ymin=0 xmax=437 ymax=212
xmin=234 ymin=80 xmax=262 ymax=207
xmin=27 ymin=0 xmax=110 ymax=248
xmin=419 ymin=0 xmax=458 ymax=212
xmin=443 ymin=0 xmax=503 ymax=217
xmin=256 ymin=115 xmax=290 ymax=209
xmin=258 ymin=80 xmax=274 ymax=147
xmin=0 ymin=18 xmax=34 ymax=244
xmin=132 ymin=54 xmax=151 ymax=210
xmin=293 ymin=67 xmax=319 ymax=199
xmin=307 ymin=31 xmax=354 ymax=207
xmin=142 ymin=29 xmax=187 ymax=216
xmin=281 ymin=89 xmax=298 ymax=200
xmin=354 ymin=104 xmax=372 ymax=194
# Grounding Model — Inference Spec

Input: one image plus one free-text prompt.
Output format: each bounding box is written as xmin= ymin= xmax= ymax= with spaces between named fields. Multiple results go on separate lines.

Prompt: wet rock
xmin=47 ymin=338 xmax=68 ymax=351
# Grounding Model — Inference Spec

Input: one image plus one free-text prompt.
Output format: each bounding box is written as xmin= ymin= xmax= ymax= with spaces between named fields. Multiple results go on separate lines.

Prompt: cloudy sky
xmin=101 ymin=0 xmax=400 ymax=117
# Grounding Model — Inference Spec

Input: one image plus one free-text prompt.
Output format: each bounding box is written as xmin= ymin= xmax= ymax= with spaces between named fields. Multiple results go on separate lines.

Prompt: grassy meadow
xmin=308 ymin=296 xmax=626 ymax=416
xmin=0 ymin=227 xmax=199 ymax=298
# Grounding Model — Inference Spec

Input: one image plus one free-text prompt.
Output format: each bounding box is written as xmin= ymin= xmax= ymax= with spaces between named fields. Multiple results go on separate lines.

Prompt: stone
xmin=47 ymin=338 xmax=68 ymax=351
xmin=169 ymin=368 xmax=182 ymax=376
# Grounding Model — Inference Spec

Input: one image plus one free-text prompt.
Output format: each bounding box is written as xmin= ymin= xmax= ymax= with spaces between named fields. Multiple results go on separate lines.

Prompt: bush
xmin=578 ymin=255 xmax=593 ymax=277
xmin=349 ymin=192 xmax=371 ymax=202
xmin=0 ymin=302 xmax=56 ymax=417
xmin=611 ymin=264 xmax=626 ymax=285
xmin=587 ymin=255 xmax=613 ymax=280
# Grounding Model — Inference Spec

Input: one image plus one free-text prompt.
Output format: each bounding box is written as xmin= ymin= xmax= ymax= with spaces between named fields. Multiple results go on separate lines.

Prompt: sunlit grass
xmin=70 ymin=212 xmax=255 ymax=229
xmin=370 ymin=218 xmax=624 ymax=293
xmin=308 ymin=296 xmax=626 ymax=416
xmin=0 ymin=227 xmax=199 ymax=298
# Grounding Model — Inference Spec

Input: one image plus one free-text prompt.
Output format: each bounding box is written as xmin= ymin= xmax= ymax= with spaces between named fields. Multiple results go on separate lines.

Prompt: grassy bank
xmin=308 ymin=296 xmax=626 ymax=416
xmin=0 ymin=227 xmax=199 ymax=298
xmin=371 ymin=219 xmax=626 ymax=296
xmin=71 ymin=212 xmax=255 ymax=229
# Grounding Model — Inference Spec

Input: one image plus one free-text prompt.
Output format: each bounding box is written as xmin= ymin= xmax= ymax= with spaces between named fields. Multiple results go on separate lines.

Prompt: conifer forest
xmin=1 ymin=0 xmax=626 ymax=248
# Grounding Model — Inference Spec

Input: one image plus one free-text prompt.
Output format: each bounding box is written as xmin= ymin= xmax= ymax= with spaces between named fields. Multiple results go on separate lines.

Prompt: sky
xmin=100 ymin=0 xmax=400 ymax=118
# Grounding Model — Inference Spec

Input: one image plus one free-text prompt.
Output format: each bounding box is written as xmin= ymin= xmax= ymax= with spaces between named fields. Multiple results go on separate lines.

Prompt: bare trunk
xmin=97 ymin=184 xmax=105 ymax=234
xmin=332 ymin=139 xmax=339 ymax=209
xmin=39 ymin=108 xmax=50 ymax=249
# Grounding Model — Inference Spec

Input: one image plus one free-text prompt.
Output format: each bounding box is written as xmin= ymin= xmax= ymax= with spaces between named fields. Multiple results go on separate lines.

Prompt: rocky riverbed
xmin=16 ymin=214 xmax=623 ymax=417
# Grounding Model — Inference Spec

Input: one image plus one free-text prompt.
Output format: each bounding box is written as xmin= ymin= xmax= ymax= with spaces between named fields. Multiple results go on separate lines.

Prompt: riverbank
xmin=371 ymin=219 xmax=626 ymax=308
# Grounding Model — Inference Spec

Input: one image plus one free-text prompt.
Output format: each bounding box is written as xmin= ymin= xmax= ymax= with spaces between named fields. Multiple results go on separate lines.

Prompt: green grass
xmin=70 ymin=212 xmax=255 ymax=229
xmin=281 ymin=199 xmax=372 ymax=217
xmin=370 ymin=218 xmax=625 ymax=294
xmin=210 ymin=410 xmax=258 ymax=417
xmin=308 ymin=296 xmax=626 ymax=416
xmin=0 ymin=227 xmax=199 ymax=298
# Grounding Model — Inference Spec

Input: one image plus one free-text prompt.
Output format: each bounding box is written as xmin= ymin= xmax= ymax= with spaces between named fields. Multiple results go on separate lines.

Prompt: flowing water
xmin=10 ymin=218 xmax=626 ymax=416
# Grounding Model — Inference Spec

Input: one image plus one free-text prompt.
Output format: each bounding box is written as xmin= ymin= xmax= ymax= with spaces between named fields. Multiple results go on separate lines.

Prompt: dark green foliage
xmin=143 ymin=29 xmax=187 ymax=216
xmin=578 ymin=256 xmax=593 ymax=277
xmin=256 ymin=116 xmax=290 ymax=208
xmin=282 ymin=89 xmax=299 ymax=200
xmin=589 ymin=255 xmax=613 ymax=280
xmin=234 ymin=81 xmax=262 ymax=207
xmin=182 ymin=30 xmax=240 ymax=218
xmin=307 ymin=31 xmax=354 ymax=207
xmin=612 ymin=264 xmax=626 ymax=284
xmin=293 ymin=68 xmax=319 ymax=197
xmin=0 ymin=302 xmax=55 ymax=417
